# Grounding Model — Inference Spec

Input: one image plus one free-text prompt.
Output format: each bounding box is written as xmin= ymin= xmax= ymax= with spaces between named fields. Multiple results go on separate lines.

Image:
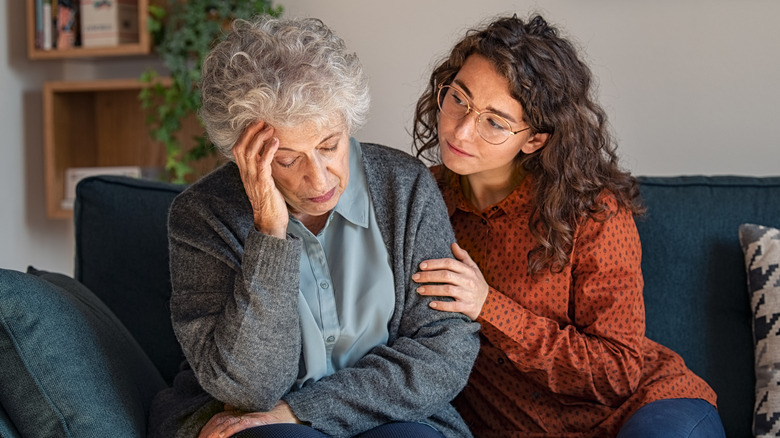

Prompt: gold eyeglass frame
xmin=437 ymin=83 xmax=530 ymax=145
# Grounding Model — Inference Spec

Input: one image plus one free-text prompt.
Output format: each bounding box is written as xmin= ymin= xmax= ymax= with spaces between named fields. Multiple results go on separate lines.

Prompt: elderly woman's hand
xmin=233 ymin=121 xmax=289 ymax=238
xmin=197 ymin=401 xmax=300 ymax=438
xmin=413 ymin=242 xmax=489 ymax=320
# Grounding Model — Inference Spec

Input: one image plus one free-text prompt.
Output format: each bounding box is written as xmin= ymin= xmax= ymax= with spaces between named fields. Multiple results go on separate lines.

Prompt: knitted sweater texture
xmin=148 ymin=142 xmax=480 ymax=438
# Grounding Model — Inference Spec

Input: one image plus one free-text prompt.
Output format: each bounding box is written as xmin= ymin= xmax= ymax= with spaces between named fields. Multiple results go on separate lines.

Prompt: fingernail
xmin=420 ymin=262 xmax=427 ymax=269
xmin=417 ymin=286 xmax=425 ymax=293
xmin=412 ymin=273 xmax=419 ymax=281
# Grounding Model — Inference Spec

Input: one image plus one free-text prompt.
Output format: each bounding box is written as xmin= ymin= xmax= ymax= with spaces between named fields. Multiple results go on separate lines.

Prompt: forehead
xmin=273 ymin=119 xmax=347 ymax=151
xmin=454 ymin=55 xmax=513 ymax=98
xmin=453 ymin=54 xmax=524 ymax=121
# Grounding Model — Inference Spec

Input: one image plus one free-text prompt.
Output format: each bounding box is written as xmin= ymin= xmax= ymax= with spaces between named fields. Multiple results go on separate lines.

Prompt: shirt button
xmin=497 ymin=357 xmax=505 ymax=365
xmin=320 ymin=281 xmax=329 ymax=289
xmin=481 ymin=218 xmax=488 ymax=225
xmin=533 ymin=391 xmax=541 ymax=399
xmin=326 ymin=336 xmax=336 ymax=343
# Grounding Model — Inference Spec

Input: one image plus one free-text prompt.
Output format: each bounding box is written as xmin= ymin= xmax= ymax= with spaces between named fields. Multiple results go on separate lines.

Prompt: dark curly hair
xmin=413 ymin=14 xmax=645 ymax=274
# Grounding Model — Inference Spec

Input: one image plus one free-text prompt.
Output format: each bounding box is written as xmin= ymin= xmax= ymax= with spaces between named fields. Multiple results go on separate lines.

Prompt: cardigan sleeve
xmin=167 ymin=187 xmax=304 ymax=412
xmin=282 ymin=150 xmax=480 ymax=437
xmin=478 ymin=198 xmax=646 ymax=406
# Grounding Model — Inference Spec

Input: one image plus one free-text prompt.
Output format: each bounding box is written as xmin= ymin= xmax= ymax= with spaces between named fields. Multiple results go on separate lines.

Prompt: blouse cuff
xmin=478 ymin=286 xmax=525 ymax=330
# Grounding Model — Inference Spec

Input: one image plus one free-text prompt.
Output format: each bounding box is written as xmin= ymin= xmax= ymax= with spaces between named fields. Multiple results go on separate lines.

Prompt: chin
xmin=305 ymin=200 xmax=339 ymax=217
xmin=441 ymin=153 xmax=471 ymax=176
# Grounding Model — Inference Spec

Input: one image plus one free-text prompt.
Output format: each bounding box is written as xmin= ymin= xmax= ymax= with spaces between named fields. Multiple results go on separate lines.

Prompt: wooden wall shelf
xmin=30 ymin=1 xmax=222 ymax=219
xmin=43 ymin=78 xmax=208 ymax=219
xmin=26 ymin=0 xmax=152 ymax=59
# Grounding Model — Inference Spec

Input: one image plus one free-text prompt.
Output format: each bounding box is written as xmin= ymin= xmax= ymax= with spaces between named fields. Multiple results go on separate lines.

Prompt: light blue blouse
xmin=286 ymin=138 xmax=395 ymax=387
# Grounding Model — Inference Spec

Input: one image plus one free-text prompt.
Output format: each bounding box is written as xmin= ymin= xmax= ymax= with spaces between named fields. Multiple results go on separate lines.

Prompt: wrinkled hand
xmin=198 ymin=401 xmax=300 ymax=438
xmin=232 ymin=121 xmax=288 ymax=238
xmin=413 ymin=243 xmax=489 ymax=320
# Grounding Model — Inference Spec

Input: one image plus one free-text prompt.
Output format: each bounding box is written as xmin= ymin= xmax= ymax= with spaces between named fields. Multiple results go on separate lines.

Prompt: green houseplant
xmin=140 ymin=0 xmax=283 ymax=183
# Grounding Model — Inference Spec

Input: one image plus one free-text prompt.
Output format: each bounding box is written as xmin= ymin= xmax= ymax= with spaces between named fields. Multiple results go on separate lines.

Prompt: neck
xmin=461 ymin=165 xmax=525 ymax=212
xmin=296 ymin=212 xmax=330 ymax=235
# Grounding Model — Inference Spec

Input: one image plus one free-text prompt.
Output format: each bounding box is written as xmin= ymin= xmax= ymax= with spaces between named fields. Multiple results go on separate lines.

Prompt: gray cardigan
xmin=149 ymin=142 xmax=480 ymax=438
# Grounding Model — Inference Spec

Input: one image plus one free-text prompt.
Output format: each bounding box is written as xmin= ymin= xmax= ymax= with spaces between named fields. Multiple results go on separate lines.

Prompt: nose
xmin=453 ymin=110 xmax=479 ymax=141
xmin=303 ymin=155 xmax=330 ymax=191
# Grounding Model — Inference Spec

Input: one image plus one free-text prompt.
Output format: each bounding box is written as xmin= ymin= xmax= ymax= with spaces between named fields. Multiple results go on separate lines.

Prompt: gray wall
xmin=3 ymin=0 xmax=779 ymax=275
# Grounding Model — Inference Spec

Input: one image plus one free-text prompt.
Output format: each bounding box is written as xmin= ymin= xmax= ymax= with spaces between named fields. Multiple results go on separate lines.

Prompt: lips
xmin=446 ymin=141 xmax=473 ymax=157
xmin=308 ymin=187 xmax=337 ymax=203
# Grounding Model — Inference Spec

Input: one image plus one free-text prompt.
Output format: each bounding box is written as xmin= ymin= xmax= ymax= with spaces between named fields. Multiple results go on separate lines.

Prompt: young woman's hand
xmin=197 ymin=401 xmax=300 ymax=438
xmin=413 ymin=242 xmax=489 ymax=320
xmin=232 ymin=121 xmax=288 ymax=239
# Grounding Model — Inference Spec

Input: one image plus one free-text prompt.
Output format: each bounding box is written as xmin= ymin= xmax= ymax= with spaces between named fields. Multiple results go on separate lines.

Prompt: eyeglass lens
xmin=438 ymin=85 xmax=513 ymax=145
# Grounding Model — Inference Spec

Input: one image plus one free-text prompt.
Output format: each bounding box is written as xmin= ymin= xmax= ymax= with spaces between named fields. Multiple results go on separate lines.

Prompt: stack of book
xmin=34 ymin=0 xmax=139 ymax=50
xmin=62 ymin=166 xmax=143 ymax=209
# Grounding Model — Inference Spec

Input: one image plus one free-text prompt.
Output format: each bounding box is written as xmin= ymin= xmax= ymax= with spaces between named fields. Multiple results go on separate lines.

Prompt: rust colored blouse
xmin=433 ymin=167 xmax=717 ymax=438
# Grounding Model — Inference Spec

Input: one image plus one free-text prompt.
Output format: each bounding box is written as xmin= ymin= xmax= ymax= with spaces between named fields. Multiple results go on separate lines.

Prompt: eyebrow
xmin=276 ymin=131 xmax=343 ymax=152
xmin=453 ymin=79 xmax=519 ymax=124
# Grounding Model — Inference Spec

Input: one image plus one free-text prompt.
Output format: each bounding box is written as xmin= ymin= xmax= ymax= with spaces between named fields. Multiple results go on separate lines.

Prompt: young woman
xmin=412 ymin=14 xmax=725 ymax=438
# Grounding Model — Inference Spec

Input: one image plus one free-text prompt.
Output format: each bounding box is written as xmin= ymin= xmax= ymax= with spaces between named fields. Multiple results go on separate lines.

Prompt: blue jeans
xmin=617 ymin=398 xmax=726 ymax=438
xmin=231 ymin=422 xmax=444 ymax=438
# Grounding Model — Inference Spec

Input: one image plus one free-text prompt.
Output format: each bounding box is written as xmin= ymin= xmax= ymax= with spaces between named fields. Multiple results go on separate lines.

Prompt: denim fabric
xmin=233 ymin=424 xmax=330 ymax=438
xmin=353 ymin=422 xmax=444 ymax=438
xmin=617 ymin=398 xmax=726 ymax=438
xmin=233 ymin=422 xmax=444 ymax=438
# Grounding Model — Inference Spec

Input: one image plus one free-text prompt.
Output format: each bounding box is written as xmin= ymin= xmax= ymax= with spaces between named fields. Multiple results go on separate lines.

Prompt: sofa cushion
xmin=0 ymin=404 xmax=20 ymax=438
xmin=0 ymin=267 xmax=166 ymax=437
xmin=74 ymin=175 xmax=187 ymax=384
xmin=636 ymin=175 xmax=780 ymax=438
xmin=739 ymin=223 xmax=780 ymax=437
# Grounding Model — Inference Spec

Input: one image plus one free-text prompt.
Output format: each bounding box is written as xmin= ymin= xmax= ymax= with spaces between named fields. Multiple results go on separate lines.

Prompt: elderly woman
xmin=148 ymin=16 xmax=479 ymax=438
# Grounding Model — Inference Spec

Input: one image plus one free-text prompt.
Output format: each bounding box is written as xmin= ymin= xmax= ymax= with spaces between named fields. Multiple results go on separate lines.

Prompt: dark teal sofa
xmin=1 ymin=174 xmax=779 ymax=437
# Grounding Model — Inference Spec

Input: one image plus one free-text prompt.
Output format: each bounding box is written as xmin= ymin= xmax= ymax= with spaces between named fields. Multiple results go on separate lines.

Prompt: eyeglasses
xmin=437 ymin=84 xmax=530 ymax=145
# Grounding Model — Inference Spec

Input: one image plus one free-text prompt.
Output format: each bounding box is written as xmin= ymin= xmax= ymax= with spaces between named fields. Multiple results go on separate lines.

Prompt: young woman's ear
xmin=521 ymin=132 xmax=549 ymax=154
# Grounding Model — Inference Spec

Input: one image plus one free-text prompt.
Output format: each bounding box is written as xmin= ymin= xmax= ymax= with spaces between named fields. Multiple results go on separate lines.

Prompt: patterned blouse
xmin=433 ymin=166 xmax=717 ymax=437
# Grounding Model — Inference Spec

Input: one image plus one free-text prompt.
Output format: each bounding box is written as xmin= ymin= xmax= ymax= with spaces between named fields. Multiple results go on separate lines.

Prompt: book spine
xmin=35 ymin=0 xmax=43 ymax=48
xmin=56 ymin=0 xmax=78 ymax=49
xmin=42 ymin=0 xmax=52 ymax=50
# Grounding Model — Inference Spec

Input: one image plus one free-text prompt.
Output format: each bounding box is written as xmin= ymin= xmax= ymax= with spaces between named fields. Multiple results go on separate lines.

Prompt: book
xmin=42 ymin=0 xmax=53 ymax=50
xmin=62 ymin=166 xmax=142 ymax=209
xmin=35 ymin=0 xmax=43 ymax=48
xmin=56 ymin=0 xmax=78 ymax=49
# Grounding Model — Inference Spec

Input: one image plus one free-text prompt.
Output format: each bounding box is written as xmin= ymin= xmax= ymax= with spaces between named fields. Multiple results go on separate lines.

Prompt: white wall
xmin=283 ymin=0 xmax=780 ymax=175
xmin=3 ymin=0 xmax=71 ymax=275
xmin=2 ymin=0 xmax=779 ymax=275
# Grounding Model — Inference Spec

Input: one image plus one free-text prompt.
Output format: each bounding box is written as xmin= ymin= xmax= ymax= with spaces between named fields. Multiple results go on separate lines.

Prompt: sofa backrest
xmin=74 ymin=175 xmax=186 ymax=385
xmin=637 ymin=175 xmax=780 ymax=438
xmin=74 ymin=174 xmax=780 ymax=437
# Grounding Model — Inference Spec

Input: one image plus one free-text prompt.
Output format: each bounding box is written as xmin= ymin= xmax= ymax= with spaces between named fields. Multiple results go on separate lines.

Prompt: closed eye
xmin=484 ymin=114 xmax=509 ymax=132
xmin=276 ymin=157 xmax=298 ymax=168
xmin=451 ymin=93 xmax=467 ymax=107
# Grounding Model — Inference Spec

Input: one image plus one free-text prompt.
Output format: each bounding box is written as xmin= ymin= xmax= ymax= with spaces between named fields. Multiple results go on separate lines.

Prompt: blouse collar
xmin=433 ymin=165 xmax=535 ymax=218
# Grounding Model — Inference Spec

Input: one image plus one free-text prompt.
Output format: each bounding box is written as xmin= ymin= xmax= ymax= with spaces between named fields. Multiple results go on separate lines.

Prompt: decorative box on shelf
xmin=79 ymin=0 xmax=139 ymax=47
